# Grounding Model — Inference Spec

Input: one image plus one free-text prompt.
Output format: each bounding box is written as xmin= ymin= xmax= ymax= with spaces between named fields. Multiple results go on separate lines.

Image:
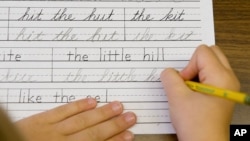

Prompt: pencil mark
xmin=0 ymin=69 xmax=35 ymax=82
xmin=50 ymin=8 xmax=76 ymax=21
xmin=132 ymin=28 xmax=154 ymax=41
xmin=18 ymin=7 xmax=44 ymax=21
xmin=82 ymin=8 xmax=115 ymax=21
xmin=53 ymin=92 xmax=76 ymax=103
xmin=159 ymin=8 xmax=185 ymax=21
xmin=18 ymin=89 xmax=42 ymax=103
xmin=165 ymin=28 xmax=194 ymax=40
xmin=86 ymin=28 xmax=119 ymax=41
xmin=130 ymin=8 xmax=154 ymax=21
xmin=98 ymin=69 xmax=137 ymax=82
xmin=144 ymin=68 xmax=160 ymax=82
xmin=64 ymin=69 xmax=88 ymax=82
xmin=52 ymin=28 xmax=78 ymax=41
xmin=15 ymin=28 xmax=45 ymax=41
xmin=0 ymin=49 xmax=22 ymax=61
xmin=67 ymin=48 xmax=89 ymax=62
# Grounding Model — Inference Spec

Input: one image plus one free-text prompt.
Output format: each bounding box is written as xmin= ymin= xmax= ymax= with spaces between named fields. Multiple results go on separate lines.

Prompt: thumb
xmin=160 ymin=68 xmax=191 ymax=103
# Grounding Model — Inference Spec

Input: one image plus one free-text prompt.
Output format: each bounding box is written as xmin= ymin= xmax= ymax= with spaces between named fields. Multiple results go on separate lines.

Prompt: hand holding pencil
xmin=161 ymin=45 xmax=240 ymax=141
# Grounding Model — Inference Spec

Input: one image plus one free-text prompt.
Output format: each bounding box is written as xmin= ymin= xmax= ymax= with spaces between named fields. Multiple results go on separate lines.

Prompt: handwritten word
xmin=83 ymin=8 xmax=115 ymax=21
xmin=160 ymin=8 xmax=185 ymax=21
xmin=0 ymin=49 xmax=21 ymax=61
xmin=18 ymin=7 xmax=44 ymax=21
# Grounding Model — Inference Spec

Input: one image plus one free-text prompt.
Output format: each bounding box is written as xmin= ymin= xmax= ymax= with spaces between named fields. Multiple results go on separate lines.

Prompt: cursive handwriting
xmin=50 ymin=8 xmax=76 ymax=21
xmin=52 ymin=28 xmax=78 ymax=41
xmin=18 ymin=7 xmax=44 ymax=21
xmin=15 ymin=28 xmax=45 ymax=41
xmin=159 ymin=8 xmax=185 ymax=21
xmin=86 ymin=28 xmax=119 ymax=41
xmin=132 ymin=28 xmax=154 ymax=41
xmin=130 ymin=8 xmax=154 ymax=21
xmin=0 ymin=69 xmax=35 ymax=82
xmin=83 ymin=8 xmax=115 ymax=21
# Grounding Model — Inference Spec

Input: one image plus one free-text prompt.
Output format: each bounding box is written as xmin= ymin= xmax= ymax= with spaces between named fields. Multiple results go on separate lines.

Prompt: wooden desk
xmin=135 ymin=0 xmax=250 ymax=140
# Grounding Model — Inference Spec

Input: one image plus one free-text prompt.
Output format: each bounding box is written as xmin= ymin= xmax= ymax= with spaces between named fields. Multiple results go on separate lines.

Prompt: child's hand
xmin=161 ymin=45 xmax=240 ymax=141
xmin=15 ymin=98 xmax=136 ymax=141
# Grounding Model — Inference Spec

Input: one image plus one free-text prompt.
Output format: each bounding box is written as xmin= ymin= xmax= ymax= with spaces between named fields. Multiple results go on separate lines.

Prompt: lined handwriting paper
xmin=0 ymin=0 xmax=214 ymax=134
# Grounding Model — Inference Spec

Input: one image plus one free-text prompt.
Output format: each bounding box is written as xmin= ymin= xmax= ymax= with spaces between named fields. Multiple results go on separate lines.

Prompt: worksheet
xmin=0 ymin=0 xmax=214 ymax=134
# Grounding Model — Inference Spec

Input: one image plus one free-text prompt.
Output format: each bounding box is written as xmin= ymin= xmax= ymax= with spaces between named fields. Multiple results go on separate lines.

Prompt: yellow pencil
xmin=185 ymin=81 xmax=250 ymax=105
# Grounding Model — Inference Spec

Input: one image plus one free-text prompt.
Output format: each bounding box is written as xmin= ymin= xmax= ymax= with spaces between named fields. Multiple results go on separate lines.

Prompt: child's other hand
xmin=15 ymin=99 xmax=136 ymax=141
xmin=161 ymin=45 xmax=240 ymax=141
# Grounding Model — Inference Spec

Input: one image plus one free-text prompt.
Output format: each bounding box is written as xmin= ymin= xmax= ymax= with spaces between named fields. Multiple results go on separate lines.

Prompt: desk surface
xmin=135 ymin=0 xmax=250 ymax=140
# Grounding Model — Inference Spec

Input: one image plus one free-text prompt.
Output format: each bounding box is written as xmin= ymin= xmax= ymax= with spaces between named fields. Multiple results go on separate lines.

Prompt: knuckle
xmin=71 ymin=100 xmax=85 ymax=113
xmin=112 ymin=118 xmax=127 ymax=131
xmin=98 ymin=104 xmax=116 ymax=118
xmin=72 ymin=115 xmax=88 ymax=130
xmin=220 ymin=70 xmax=241 ymax=91
xmin=85 ymin=128 xmax=99 ymax=141
xmin=98 ymin=106 xmax=110 ymax=118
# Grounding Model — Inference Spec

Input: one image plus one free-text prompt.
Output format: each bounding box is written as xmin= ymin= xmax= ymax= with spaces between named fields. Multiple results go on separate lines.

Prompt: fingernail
xmin=124 ymin=131 xmax=134 ymax=141
xmin=124 ymin=112 xmax=136 ymax=123
xmin=111 ymin=101 xmax=122 ymax=112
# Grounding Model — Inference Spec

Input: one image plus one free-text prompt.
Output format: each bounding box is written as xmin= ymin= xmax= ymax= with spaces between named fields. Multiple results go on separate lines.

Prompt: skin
xmin=15 ymin=99 xmax=136 ymax=141
xmin=13 ymin=45 xmax=238 ymax=141
xmin=161 ymin=45 xmax=240 ymax=141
